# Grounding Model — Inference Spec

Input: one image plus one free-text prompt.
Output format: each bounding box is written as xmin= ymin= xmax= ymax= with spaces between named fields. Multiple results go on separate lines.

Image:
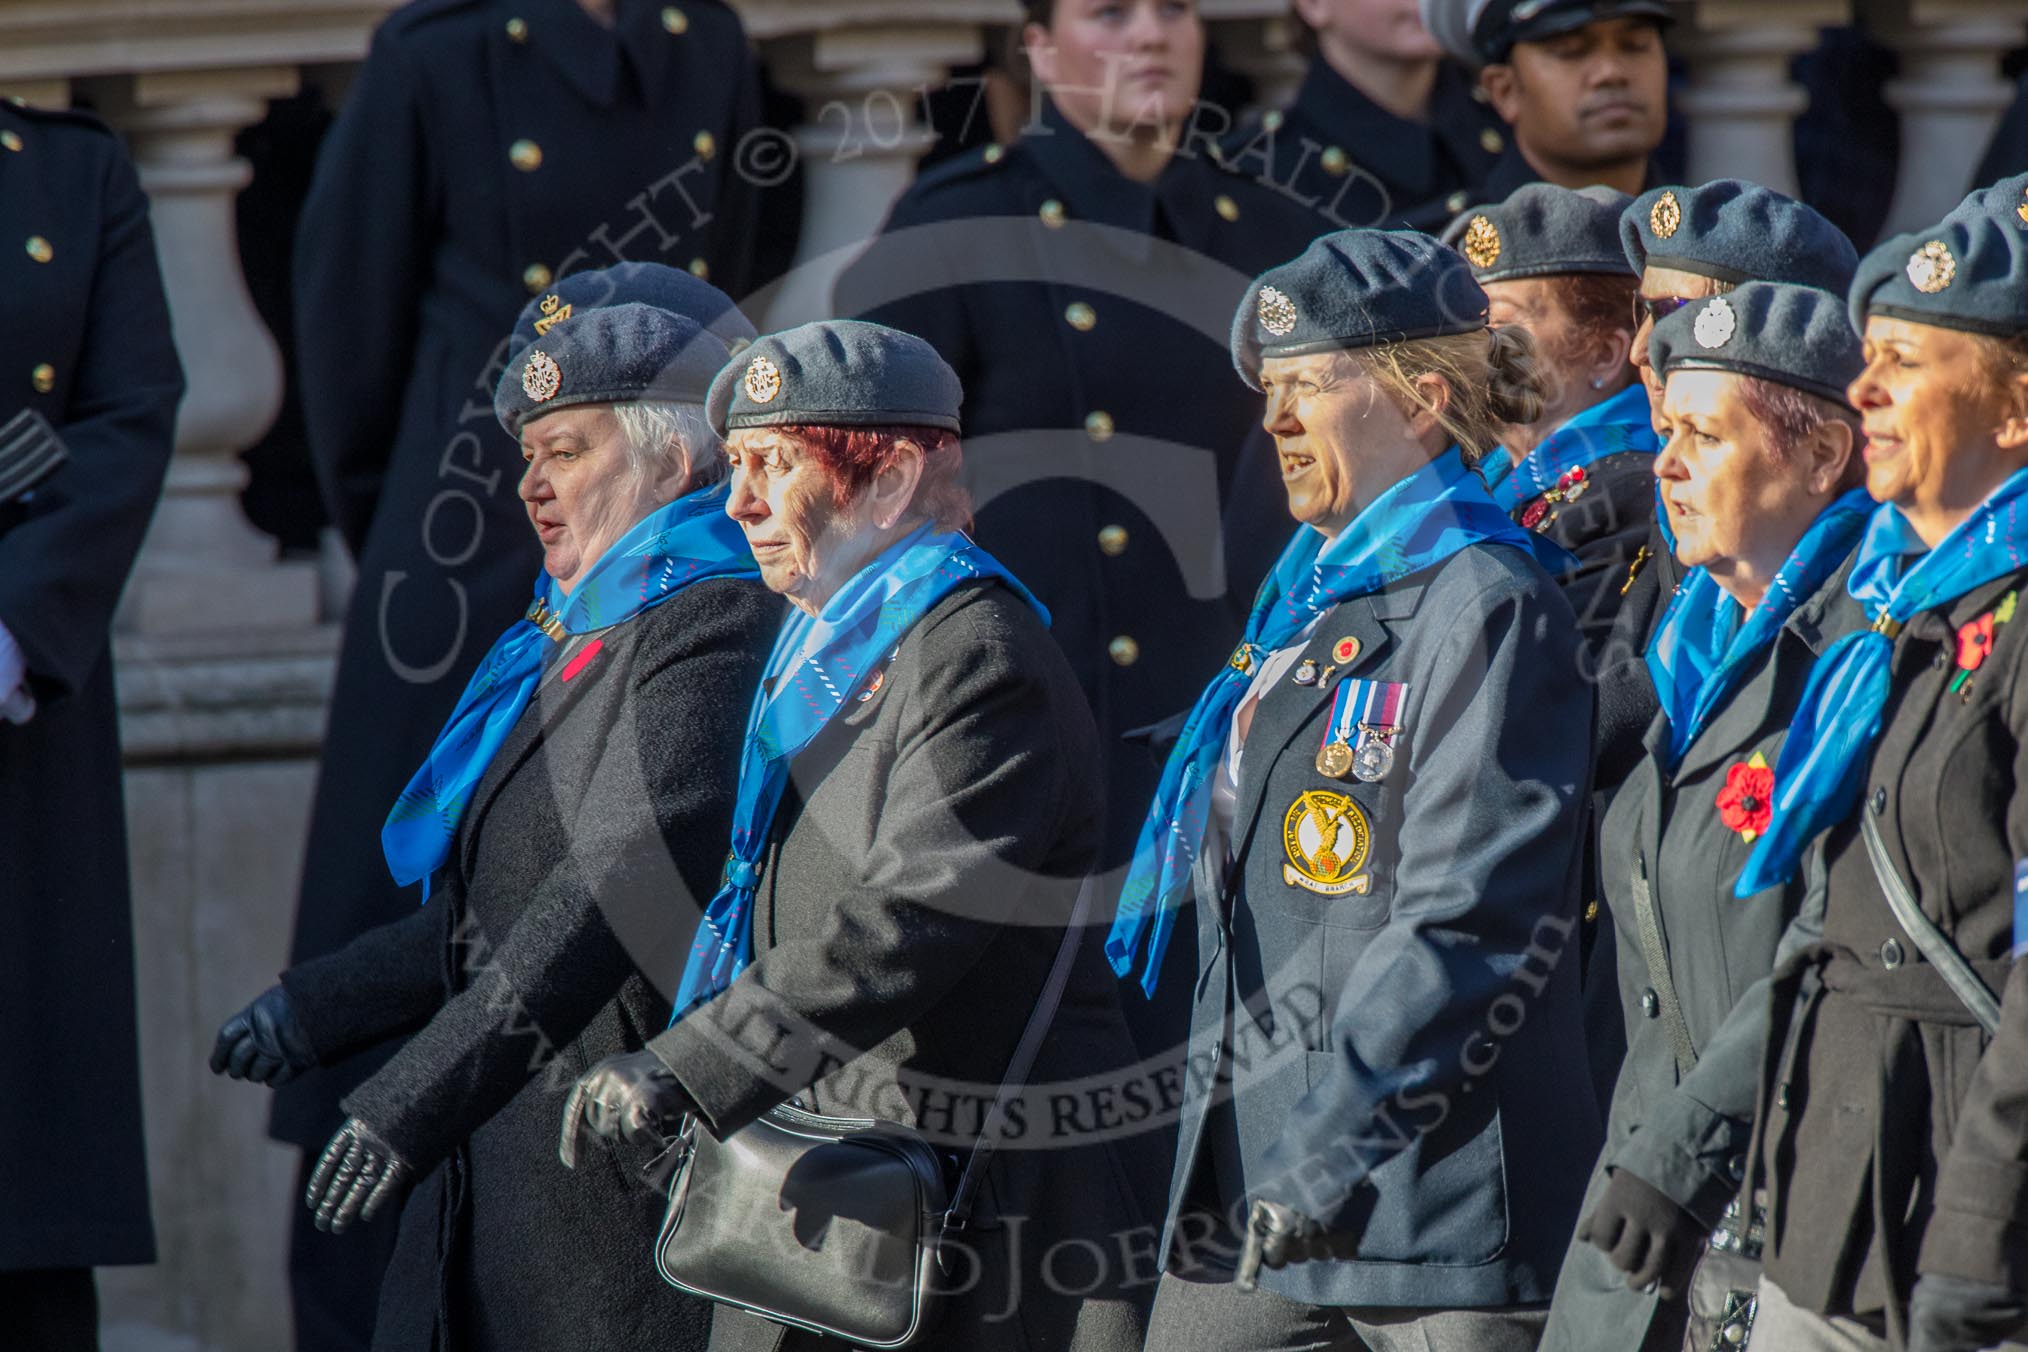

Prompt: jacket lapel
xmin=1229 ymin=580 xmax=1424 ymax=845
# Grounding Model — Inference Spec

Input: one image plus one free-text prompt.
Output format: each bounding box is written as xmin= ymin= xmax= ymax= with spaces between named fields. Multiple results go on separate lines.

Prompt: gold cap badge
xmin=744 ymin=355 xmax=782 ymax=404
xmin=522 ymin=350 xmax=562 ymax=402
xmin=1906 ymin=239 xmax=1957 ymax=294
xmin=1461 ymin=215 xmax=1502 ymax=271
xmin=1650 ymin=189 xmax=1681 ymax=240
xmin=2016 ymin=188 xmax=2028 ymax=228
xmin=532 ymin=293 xmax=573 ymax=337
xmin=1257 ymin=285 xmax=1299 ymax=337
xmin=1693 ymin=295 xmax=1736 ymax=349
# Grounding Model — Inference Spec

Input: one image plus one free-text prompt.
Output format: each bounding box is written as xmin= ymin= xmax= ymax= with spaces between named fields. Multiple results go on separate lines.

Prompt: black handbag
xmin=653 ymin=880 xmax=1093 ymax=1348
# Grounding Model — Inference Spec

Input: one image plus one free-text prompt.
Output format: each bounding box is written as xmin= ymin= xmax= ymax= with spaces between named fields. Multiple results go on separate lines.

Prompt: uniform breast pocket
xmin=1264 ymin=780 xmax=1393 ymax=930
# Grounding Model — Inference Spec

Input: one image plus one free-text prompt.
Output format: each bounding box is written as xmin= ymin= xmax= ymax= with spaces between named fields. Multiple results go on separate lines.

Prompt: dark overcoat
xmin=1542 ymin=556 xmax=1864 ymax=1352
xmin=1221 ymin=57 xmax=1508 ymax=232
xmin=278 ymin=576 xmax=782 ymax=1351
xmin=649 ymin=580 xmax=1167 ymax=1352
xmin=1753 ymin=566 xmax=2028 ymax=1326
xmin=1161 ymin=542 xmax=1602 ymax=1310
xmin=0 ymin=101 xmax=179 ymax=1271
xmin=277 ymin=0 xmax=763 ymax=1149
xmin=831 ymin=98 xmax=1327 ymax=869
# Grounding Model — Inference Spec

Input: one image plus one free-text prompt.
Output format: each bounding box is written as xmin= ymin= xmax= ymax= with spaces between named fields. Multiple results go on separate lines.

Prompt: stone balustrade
xmin=0 ymin=1 xmax=2023 ymax=1347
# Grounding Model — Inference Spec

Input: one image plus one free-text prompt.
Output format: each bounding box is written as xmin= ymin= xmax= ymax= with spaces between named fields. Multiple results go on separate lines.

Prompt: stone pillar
xmin=93 ymin=65 xmax=320 ymax=635
xmin=759 ymin=23 xmax=985 ymax=327
xmin=1671 ymin=0 xmax=1850 ymax=199
xmin=1864 ymin=0 xmax=2028 ymax=235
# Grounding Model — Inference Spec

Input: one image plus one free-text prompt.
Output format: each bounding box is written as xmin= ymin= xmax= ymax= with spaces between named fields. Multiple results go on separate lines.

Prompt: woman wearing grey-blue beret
xmin=1118 ymin=229 xmax=1600 ymax=1350
xmin=1722 ymin=208 xmax=2028 ymax=1352
xmin=560 ymin=320 xmax=1162 ymax=1352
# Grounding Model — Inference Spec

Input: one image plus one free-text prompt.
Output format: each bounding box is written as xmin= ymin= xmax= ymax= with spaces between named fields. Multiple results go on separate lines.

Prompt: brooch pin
xmin=1950 ymin=591 xmax=2015 ymax=695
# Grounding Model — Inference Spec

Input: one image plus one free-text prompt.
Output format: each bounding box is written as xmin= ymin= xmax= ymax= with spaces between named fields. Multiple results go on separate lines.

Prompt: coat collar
xmin=523 ymin=0 xmax=671 ymax=109
xmin=1288 ymin=59 xmax=1491 ymax=201
xmin=1020 ymin=95 xmax=1163 ymax=239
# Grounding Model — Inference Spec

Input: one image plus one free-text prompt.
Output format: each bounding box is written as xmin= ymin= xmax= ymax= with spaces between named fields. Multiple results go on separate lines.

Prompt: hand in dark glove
xmin=209 ymin=983 xmax=318 ymax=1086
xmin=1576 ymin=1167 xmax=1706 ymax=1302
xmin=1908 ymin=1273 xmax=2028 ymax=1352
xmin=1234 ymin=1200 xmax=1361 ymax=1290
xmin=305 ymin=1117 xmax=410 ymax=1234
xmin=558 ymin=1047 xmax=692 ymax=1169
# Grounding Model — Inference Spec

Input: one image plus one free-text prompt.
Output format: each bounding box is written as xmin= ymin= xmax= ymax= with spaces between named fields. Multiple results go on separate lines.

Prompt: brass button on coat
xmin=1262 ymin=110 xmax=1284 ymax=133
xmin=662 ymin=6 xmax=688 ymax=33
xmin=25 ymin=235 xmax=52 ymax=263
xmin=1320 ymin=146 xmax=1349 ymax=177
xmin=504 ymin=16 xmax=528 ymax=41
xmin=30 ymin=363 xmax=54 ymax=394
xmin=1480 ymin=128 xmax=1505 ymax=155
xmin=693 ymin=131 xmax=716 ymax=161
xmin=1108 ymin=636 xmax=1140 ymax=667
xmin=508 ymin=139 xmax=543 ymax=172
xmin=688 ymin=257 xmax=710 ymax=279
xmin=1039 ymin=199 xmax=1067 ymax=229
xmin=0 ymin=130 xmax=20 ymax=153
xmin=1097 ymin=525 xmax=1128 ymax=556
xmin=1445 ymin=191 xmax=1469 ymax=214
xmin=1065 ymin=301 xmax=1096 ymax=332
xmin=522 ymin=262 xmax=553 ymax=292
xmin=1083 ymin=410 xmax=1114 ymax=442
xmin=1214 ymin=194 xmax=1239 ymax=222
xmin=983 ymin=143 xmax=1004 ymax=165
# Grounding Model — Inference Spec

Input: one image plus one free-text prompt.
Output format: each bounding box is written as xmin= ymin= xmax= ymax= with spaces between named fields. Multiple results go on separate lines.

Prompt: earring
xmin=1591 ymin=376 xmax=1607 ymax=390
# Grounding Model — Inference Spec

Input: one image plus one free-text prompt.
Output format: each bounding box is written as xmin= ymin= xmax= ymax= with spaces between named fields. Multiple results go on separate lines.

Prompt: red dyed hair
xmin=775 ymin=423 xmax=973 ymax=532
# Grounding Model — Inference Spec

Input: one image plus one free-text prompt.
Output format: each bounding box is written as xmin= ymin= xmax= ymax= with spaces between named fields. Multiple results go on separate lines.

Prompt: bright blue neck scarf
xmin=1736 ymin=467 xmax=2028 ymax=896
xmin=671 ymin=524 xmax=1044 ymax=1020
xmin=1481 ymin=385 xmax=1658 ymax=514
xmin=382 ymin=484 xmax=756 ymax=895
xmin=1107 ymin=448 xmax=1537 ymax=996
xmin=1646 ymin=489 xmax=1871 ymax=770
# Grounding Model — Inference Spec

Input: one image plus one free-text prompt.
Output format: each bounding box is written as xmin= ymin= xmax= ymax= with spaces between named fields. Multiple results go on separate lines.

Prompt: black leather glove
xmin=558 ymin=1047 xmax=692 ymax=1169
xmin=209 ymin=983 xmax=318 ymax=1086
xmin=1577 ymin=1167 xmax=1706 ymax=1302
xmin=1908 ymin=1273 xmax=2028 ymax=1352
xmin=305 ymin=1117 xmax=411 ymax=1234
xmin=1234 ymin=1200 xmax=1361 ymax=1289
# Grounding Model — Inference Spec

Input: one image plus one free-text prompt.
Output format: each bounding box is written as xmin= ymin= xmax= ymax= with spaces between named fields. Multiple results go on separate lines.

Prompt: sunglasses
xmin=1631 ymin=295 xmax=1697 ymax=331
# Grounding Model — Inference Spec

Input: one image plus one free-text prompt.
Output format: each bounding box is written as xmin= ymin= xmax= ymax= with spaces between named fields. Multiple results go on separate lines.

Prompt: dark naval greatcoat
xmin=0 ymin=100 xmax=180 ymax=1273
xmin=1162 ymin=542 xmax=1601 ymax=1310
xmin=649 ymin=581 xmax=1167 ymax=1352
xmin=278 ymin=0 xmax=764 ymax=1158
xmin=1543 ymin=555 xmax=1864 ymax=1352
xmin=831 ymin=98 xmax=1328 ymax=874
xmin=1752 ymin=566 xmax=2028 ymax=1328
xmin=279 ymin=577 xmax=782 ymax=1351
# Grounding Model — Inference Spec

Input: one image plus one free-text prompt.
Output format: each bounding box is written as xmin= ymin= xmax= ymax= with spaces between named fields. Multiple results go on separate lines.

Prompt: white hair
xmin=608 ymin=400 xmax=725 ymax=497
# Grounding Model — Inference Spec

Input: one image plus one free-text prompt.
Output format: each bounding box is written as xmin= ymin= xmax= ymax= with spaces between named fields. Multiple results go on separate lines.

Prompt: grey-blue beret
xmin=1442 ymin=183 xmax=1636 ymax=283
xmin=508 ymin=261 xmax=757 ymax=352
xmin=1622 ymin=180 xmax=1858 ymax=293
xmin=1421 ymin=0 xmax=1669 ymax=66
xmin=1650 ymin=281 xmax=1862 ymax=406
xmin=1231 ymin=229 xmax=1489 ymax=391
xmin=1850 ymin=211 xmax=2028 ymax=340
xmin=493 ymin=302 xmax=731 ymax=435
xmin=1947 ymin=172 xmax=2028 ymax=227
xmin=707 ymin=319 xmax=963 ymax=437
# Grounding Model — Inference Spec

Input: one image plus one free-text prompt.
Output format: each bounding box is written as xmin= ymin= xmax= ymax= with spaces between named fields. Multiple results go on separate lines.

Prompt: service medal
xmin=1323 ymin=677 xmax=1408 ymax=784
xmin=1316 ymin=740 xmax=1354 ymax=779
xmin=1352 ymin=734 xmax=1394 ymax=783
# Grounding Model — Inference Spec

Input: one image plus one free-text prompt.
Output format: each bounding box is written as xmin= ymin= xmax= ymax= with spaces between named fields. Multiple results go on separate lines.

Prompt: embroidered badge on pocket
xmin=1282 ymin=789 xmax=1373 ymax=897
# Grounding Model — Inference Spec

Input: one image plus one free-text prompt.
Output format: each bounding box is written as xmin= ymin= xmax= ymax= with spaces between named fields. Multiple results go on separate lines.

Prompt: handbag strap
xmin=1860 ymin=812 xmax=2001 ymax=1037
xmin=943 ymin=874 xmax=1096 ymax=1231
xmin=1629 ymin=860 xmax=1700 ymax=1078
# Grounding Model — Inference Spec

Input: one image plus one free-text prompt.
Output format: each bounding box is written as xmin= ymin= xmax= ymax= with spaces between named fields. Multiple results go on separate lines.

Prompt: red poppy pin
xmin=560 ymin=637 xmax=604 ymax=682
xmin=1950 ymin=591 xmax=2016 ymax=693
xmin=1717 ymin=751 xmax=1773 ymax=844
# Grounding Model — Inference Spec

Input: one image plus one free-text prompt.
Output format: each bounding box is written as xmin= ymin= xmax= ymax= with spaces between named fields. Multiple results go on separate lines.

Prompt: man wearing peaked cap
xmin=508 ymin=261 xmax=758 ymax=355
xmin=1420 ymin=0 xmax=1669 ymax=208
xmin=1542 ymin=280 xmax=1871 ymax=1352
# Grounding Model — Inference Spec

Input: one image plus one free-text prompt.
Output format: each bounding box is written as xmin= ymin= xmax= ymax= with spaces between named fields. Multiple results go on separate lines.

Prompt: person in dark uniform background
xmin=0 ymin=98 xmax=181 ymax=1349
xmin=1731 ymin=208 xmax=2028 ymax=1352
xmin=278 ymin=5 xmax=765 ymax=1343
xmin=1222 ymin=0 xmax=1509 ymax=232
xmin=1422 ymin=0 xmax=1669 ymax=206
xmin=1543 ymin=282 xmax=1869 ymax=1352
xmin=833 ymin=0 xmax=1329 ymax=1046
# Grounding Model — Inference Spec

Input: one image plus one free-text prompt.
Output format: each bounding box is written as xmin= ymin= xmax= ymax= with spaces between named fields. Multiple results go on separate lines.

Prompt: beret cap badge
xmin=1461 ymin=215 xmax=1503 ymax=271
xmin=1650 ymin=190 xmax=1682 ymax=240
xmin=1257 ymin=285 xmax=1299 ymax=337
xmin=1693 ymin=295 xmax=1737 ymax=349
xmin=1906 ymin=239 xmax=1958 ymax=294
xmin=521 ymin=349 xmax=562 ymax=402
xmin=743 ymin=354 xmax=783 ymax=404
xmin=532 ymin=293 xmax=573 ymax=338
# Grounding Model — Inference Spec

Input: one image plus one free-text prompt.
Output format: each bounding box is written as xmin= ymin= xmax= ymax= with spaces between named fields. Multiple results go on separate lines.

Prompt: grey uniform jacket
xmin=1542 ymin=554 xmax=1864 ymax=1352
xmin=649 ymin=580 xmax=1166 ymax=1352
xmin=1160 ymin=541 xmax=1603 ymax=1310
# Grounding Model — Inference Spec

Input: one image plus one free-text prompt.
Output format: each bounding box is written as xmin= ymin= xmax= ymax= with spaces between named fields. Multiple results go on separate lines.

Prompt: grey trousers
xmin=1753 ymin=1278 xmax=2028 ymax=1352
xmin=1145 ymin=1268 xmax=1548 ymax=1352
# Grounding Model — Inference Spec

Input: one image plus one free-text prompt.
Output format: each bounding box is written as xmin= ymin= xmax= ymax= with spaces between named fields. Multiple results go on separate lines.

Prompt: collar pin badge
xmin=1332 ymin=636 xmax=1360 ymax=665
xmin=1293 ymin=659 xmax=1319 ymax=686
